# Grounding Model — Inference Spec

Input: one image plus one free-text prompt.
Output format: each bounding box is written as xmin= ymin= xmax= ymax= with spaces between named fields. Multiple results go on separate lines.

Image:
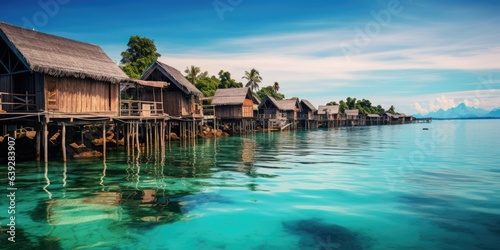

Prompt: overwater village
xmin=0 ymin=22 xmax=430 ymax=162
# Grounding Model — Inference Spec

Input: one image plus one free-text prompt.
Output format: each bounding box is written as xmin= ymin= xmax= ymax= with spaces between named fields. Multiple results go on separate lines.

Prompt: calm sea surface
xmin=1 ymin=120 xmax=499 ymax=249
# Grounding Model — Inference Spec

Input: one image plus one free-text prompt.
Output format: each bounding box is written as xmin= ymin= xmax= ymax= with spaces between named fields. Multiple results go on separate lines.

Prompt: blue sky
xmin=1 ymin=0 xmax=500 ymax=114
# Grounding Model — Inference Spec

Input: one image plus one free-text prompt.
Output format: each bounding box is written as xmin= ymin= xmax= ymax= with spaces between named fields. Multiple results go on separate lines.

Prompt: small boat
xmin=423 ymin=128 xmax=429 ymax=130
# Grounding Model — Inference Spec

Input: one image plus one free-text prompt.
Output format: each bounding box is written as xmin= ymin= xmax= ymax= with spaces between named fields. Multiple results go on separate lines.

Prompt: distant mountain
xmin=414 ymin=103 xmax=493 ymax=119
xmin=486 ymin=108 xmax=500 ymax=118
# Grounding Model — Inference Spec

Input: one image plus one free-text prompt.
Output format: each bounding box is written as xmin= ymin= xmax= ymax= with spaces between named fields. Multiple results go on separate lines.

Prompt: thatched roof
xmin=142 ymin=61 xmax=203 ymax=97
xmin=385 ymin=113 xmax=399 ymax=118
xmin=317 ymin=105 xmax=339 ymax=115
xmin=300 ymin=99 xmax=317 ymax=112
xmin=277 ymin=98 xmax=300 ymax=111
xmin=367 ymin=114 xmax=380 ymax=118
xmin=345 ymin=109 xmax=359 ymax=116
xmin=0 ymin=22 xmax=127 ymax=83
xmin=212 ymin=87 xmax=255 ymax=106
xmin=258 ymin=96 xmax=282 ymax=110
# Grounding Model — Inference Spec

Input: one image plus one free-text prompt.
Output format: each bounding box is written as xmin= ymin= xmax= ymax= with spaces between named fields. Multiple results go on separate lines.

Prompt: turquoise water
xmin=1 ymin=120 xmax=500 ymax=249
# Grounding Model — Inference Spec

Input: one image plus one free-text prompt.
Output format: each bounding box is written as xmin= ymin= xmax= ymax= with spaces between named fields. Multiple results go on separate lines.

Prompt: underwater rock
xmin=282 ymin=219 xmax=368 ymax=250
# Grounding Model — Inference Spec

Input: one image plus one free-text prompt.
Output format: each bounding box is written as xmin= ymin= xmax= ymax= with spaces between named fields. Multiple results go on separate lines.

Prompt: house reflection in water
xmin=46 ymin=192 xmax=122 ymax=226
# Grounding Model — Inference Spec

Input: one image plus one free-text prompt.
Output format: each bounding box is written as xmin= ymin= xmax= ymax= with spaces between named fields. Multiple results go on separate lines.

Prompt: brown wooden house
xmin=384 ymin=112 xmax=400 ymax=124
xmin=298 ymin=99 xmax=317 ymax=129
xmin=277 ymin=98 xmax=301 ymax=122
xmin=120 ymin=79 xmax=169 ymax=117
xmin=0 ymin=22 xmax=126 ymax=117
xmin=258 ymin=96 xmax=283 ymax=120
xmin=345 ymin=109 xmax=359 ymax=120
xmin=317 ymin=105 xmax=340 ymax=120
xmin=141 ymin=61 xmax=203 ymax=118
xmin=212 ymin=87 xmax=258 ymax=119
xmin=299 ymin=99 xmax=317 ymax=121
xmin=366 ymin=114 xmax=381 ymax=125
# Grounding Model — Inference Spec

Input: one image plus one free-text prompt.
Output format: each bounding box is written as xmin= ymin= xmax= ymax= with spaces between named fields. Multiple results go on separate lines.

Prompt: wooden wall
xmin=163 ymin=91 xmax=186 ymax=116
xmin=215 ymin=99 xmax=253 ymax=119
xmin=44 ymin=75 xmax=118 ymax=113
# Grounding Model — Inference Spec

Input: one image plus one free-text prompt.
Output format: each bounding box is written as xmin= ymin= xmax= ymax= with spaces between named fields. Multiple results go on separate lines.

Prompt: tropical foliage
xmin=243 ymin=68 xmax=263 ymax=92
xmin=184 ymin=65 xmax=208 ymax=85
xmin=327 ymin=97 xmax=392 ymax=115
xmin=273 ymin=82 xmax=280 ymax=92
xmin=218 ymin=70 xmax=243 ymax=89
xmin=256 ymin=86 xmax=285 ymax=101
xmin=120 ymin=35 xmax=161 ymax=79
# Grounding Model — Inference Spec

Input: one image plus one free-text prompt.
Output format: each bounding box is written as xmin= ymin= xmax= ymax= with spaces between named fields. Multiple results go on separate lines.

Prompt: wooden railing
xmin=258 ymin=113 xmax=287 ymax=119
xmin=120 ymin=100 xmax=164 ymax=117
xmin=0 ymin=92 xmax=37 ymax=112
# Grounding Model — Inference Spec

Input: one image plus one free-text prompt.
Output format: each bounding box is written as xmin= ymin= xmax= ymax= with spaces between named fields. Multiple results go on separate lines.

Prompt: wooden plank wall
xmin=163 ymin=92 xmax=187 ymax=116
xmin=45 ymin=75 xmax=117 ymax=113
xmin=216 ymin=105 xmax=241 ymax=118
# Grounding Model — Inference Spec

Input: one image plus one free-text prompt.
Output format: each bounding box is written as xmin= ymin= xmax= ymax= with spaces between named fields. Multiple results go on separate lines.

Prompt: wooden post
xmin=131 ymin=122 xmax=135 ymax=157
xmin=62 ymin=123 xmax=67 ymax=162
xmin=145 ymin=123 xmax=149 ymax=157
xmin=155 ymin=122 xmax=160 ymax=152
xmin=160 ymin=121 xmax=165 ymax=151
xmin=136 ymin=121 xmax=140 ymax=156
xmin=126 ymin=123 xmax=130 ymax=157
xmin=43 ymin=123 xmax=48 ymax=163
xmin=102 ymin=123 xmax=106 ymax=161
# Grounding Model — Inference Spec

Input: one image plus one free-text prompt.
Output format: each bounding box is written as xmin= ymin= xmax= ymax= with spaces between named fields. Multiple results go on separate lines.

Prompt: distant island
xmin=413 ymin=103 xmax=500 ymax=119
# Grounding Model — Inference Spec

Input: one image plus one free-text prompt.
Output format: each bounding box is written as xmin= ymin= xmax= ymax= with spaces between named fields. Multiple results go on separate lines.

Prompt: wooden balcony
xmin=120 ymin=100 xmax=164 ymax=117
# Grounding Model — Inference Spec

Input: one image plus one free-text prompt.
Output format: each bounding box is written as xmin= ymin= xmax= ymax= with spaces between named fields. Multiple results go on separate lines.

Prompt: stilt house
xmin=212 ymin=87 xmax=258 ymax=119
xmin=0 ymin=22 xmax=126 ymax=117
xmin=141 ymin=61 xmax=203 ymax=118
xmin=317 ymin=105 xmax=340 ymax=121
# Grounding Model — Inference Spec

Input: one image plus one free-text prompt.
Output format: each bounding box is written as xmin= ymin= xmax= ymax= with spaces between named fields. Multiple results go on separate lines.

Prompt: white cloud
xmin=144 ymin=15 xmax=500 ymax=114
xmin=414 ymin=102 xmax=428 ymax=114
xmin=429 ymin=95 xmax=457 ymax=112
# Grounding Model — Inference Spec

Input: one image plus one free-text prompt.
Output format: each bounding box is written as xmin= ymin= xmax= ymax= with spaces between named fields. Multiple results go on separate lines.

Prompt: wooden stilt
xmin=145 ymin=123 xmax=149 ymax=157
xmin=43 ymin=123 xmax=48 ymax=163
xmin=62 ymin=123 xmax=67 ymax=162
xmin=126 ymin=123 xmax=130 ymax=157
xmin=131 ymin=122 xmax=135 ymax=157
xmin=135 ymin=121 xmax=140 ymax=156
xmin=160 ymin=121 xmax=165 ymax=151
xmin=102 ymin=123 xmax=106 ymax=161
xmin=154 ymin=122 xmax=158 ymax=154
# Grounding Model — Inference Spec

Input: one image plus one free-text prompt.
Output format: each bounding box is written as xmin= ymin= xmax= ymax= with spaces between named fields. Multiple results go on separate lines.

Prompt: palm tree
xmin=242 ymin=68 xmax=262 ymax=92
xmin=184 ymin=65 xmax=207 ymax=85
xmin=273 ymin=82 xmax=280 ymax=93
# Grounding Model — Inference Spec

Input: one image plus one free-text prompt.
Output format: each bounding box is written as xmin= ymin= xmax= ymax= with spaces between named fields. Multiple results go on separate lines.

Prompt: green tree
xmin=339 ymin=100 xmax=348 ymax=114
xmin=273 ymin=82 xmax=280 ymax=93
xmin=256 ymin=86 xmax=285 ymax=101
xmin=120 ymin=35 xmax=161 ymax=78
xmin=346 ymin=97 xmax=356 ymax=109
xmin=243 ymin=68 xmax=262 ymax=92
xmin=326 ymin=101 xmax=338 ymax=106
xmin=195 ymin=74 xmax=220 ymax=97
xmin=376 ymin=105 xmax=385 ymax=115
xmin=184 ymin=65 xmax=208 ymax=85
xmin=218 ymin=70 xmax=243 ymax=89
xmin=387 ymin=105 xmax=396 ymax=114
